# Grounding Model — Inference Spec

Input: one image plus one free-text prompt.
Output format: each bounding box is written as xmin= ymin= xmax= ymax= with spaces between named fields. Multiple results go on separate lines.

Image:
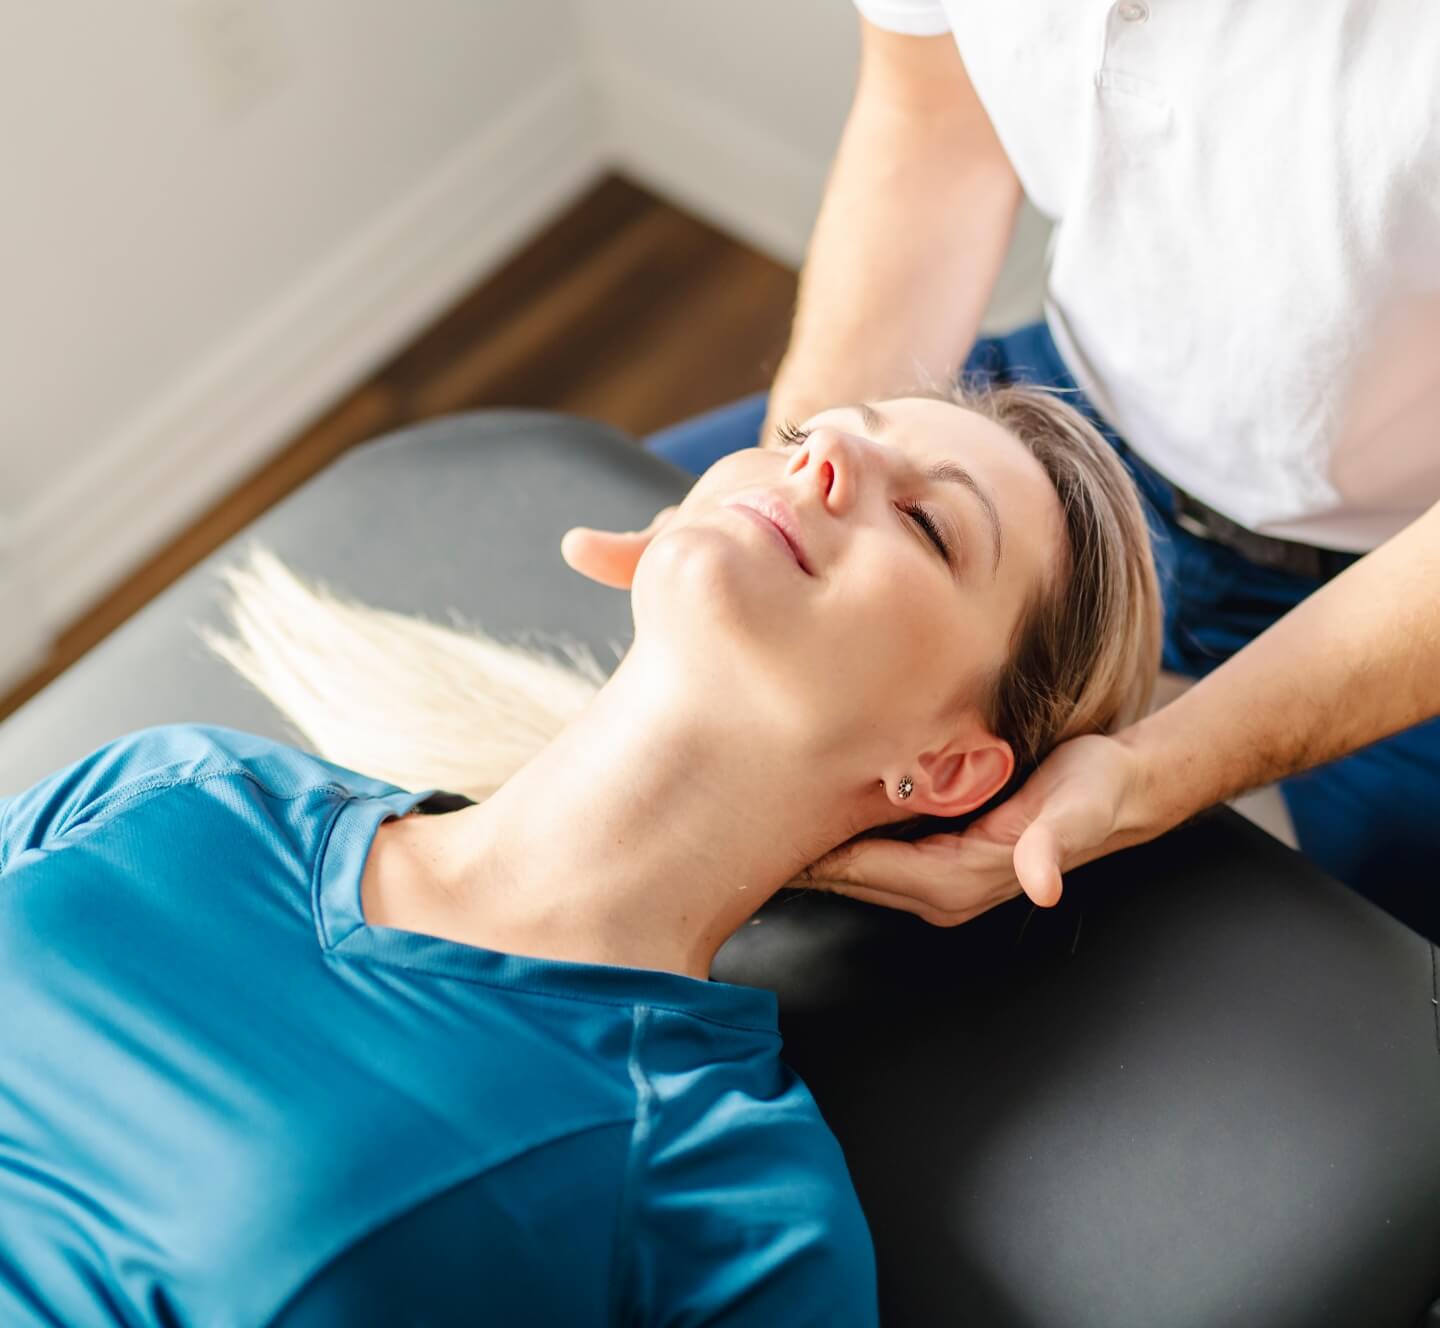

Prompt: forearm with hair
xmin=1115 ymin=500 xmax=1440 ymax=838
xmin=763 ymin=96 xmax=1022 ymax=446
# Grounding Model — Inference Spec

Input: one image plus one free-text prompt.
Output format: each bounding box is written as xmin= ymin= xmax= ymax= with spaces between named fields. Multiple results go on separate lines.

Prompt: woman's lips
xmin=724 ymin=496 xmax=815 ymax=575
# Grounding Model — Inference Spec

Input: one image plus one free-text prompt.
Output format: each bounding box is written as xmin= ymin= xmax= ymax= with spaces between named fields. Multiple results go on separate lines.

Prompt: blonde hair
xmin=932 ymin=377 xmax=1162 ymax=806
xmin=200 ymin=384 xmax=1160 ymax=822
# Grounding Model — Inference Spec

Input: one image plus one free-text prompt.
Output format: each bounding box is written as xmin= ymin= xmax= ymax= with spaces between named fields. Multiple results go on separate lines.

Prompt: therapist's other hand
xmin=796 ymin=731 xmax=1153 ymax=926
xmin=561 ymin=505 xmax=678 ymax=589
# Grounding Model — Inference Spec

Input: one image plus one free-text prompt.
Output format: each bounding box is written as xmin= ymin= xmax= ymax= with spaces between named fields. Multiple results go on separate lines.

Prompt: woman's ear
xmin=560 ymin=504 xmax=677 ymax=590
xmin=914 ymin=736 xmax=1014 ymax=818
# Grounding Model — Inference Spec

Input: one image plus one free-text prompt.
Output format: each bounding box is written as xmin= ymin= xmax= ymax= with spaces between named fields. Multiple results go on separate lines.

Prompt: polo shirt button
xmin=1117 ymin=1 xmax=1149 ymax=19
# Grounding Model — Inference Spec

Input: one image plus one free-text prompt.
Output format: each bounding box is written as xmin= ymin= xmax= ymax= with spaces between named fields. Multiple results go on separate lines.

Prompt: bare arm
xmin=760 ymin=17 xmax=1023 ymax=448
xmin=1116 ymin=501 xmax=1440 ymax=840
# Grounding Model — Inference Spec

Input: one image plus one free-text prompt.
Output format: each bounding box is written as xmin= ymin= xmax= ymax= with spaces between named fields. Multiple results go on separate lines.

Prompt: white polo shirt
xmin=852 ymin=0 xmax=1440 ymax=552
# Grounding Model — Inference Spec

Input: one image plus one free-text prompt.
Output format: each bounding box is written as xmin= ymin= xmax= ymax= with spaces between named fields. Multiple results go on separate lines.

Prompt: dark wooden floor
xmin=0 ymin=173 xmax=798 ymax=722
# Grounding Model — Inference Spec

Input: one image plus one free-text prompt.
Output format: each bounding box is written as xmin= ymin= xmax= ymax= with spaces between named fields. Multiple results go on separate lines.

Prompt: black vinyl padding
xmin=3 ymin=412 xmax=1437 ymax=1327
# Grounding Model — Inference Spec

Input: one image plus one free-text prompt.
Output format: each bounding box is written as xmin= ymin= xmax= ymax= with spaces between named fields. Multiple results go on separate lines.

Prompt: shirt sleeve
xmin=851 ymin=0 xmax=951 ymax=37
xmin=632 ymin=1095 xmax=880 ymax=1326
xmin=0 ymin=724 xmax=222 ymax=873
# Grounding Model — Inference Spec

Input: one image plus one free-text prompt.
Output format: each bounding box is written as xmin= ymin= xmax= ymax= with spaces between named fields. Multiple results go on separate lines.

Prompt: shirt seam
xmin=323 ymin=939 xmax=780 ymax=1037
xmin=311 ymin=791 xmax=361 ymax=952
xmin=611 ymin=1005 xmax=655 ymax=1326
xmin=55 ymin=763 xmax=352 ymax=843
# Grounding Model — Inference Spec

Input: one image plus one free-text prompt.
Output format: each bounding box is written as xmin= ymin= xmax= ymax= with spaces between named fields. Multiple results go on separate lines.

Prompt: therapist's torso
xmin=855 ymin=0 xmax=1440 ymax=551
xmin=0 ymin=723 xmax=876 ymax=1326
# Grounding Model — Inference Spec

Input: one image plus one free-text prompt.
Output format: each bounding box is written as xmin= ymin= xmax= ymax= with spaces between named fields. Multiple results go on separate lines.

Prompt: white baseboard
xmin=7 ymin=64 xmax=607 ymax=688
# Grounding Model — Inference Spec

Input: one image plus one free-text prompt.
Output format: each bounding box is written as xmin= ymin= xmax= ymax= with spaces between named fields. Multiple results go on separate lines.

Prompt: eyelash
xmin=772 ymin=420 xmax=954 ymax=565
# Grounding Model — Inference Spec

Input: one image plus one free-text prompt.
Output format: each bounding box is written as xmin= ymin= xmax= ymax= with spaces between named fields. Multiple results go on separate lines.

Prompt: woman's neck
xmin=361 ymin=648 xmax=879 ymax=980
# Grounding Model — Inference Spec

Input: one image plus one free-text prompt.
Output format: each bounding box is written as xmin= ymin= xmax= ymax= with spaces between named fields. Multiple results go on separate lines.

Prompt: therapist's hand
xmin=561 ymin=505 xmax=677 ymax=589
xmin=796 ymin=731 xmax=1157 ymax=926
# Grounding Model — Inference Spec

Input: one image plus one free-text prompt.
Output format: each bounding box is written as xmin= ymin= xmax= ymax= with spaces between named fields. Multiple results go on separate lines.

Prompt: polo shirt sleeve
xmin=632 ymin=1097 xmax=880 ymax=1326
xmin=851 ymin=0 xmax=951 ymax=36
xmin=0 ymin=724 xmax=223 ymax=872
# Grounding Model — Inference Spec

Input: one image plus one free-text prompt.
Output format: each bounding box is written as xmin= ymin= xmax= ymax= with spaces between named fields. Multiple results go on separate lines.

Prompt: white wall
xmin=2 ymin=0 xmax=1049 ymax=695
xmin=1 ymin=0 xmax=602 ymax=687
xmin=573 ymin=0 xmax=1050 ymax=324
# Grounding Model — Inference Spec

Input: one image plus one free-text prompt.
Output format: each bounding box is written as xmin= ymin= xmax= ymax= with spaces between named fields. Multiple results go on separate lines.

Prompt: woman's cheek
xmin=839 ymin=577 xmax=937 ymax=678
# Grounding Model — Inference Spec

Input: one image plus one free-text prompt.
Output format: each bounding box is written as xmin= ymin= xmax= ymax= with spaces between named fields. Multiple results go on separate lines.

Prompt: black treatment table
xmin=3 ymin=411 xmax=1438 ymax=1327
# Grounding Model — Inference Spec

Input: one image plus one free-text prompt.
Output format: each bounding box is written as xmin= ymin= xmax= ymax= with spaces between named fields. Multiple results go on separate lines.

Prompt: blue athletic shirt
xmin=0 ymin=723 xmax=878 ymax=1326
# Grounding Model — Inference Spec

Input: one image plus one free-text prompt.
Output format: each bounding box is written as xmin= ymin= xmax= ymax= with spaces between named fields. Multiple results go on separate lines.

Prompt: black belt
xmin=1124 ymin=448 xmax=1364 ymax=583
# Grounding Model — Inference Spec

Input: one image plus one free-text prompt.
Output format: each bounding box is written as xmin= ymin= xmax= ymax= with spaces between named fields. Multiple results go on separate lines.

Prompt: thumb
xmin=561 ymin=505 xmax=676 ymax=590
xmin=1013 ymin=819 xmax=1065 ymax=908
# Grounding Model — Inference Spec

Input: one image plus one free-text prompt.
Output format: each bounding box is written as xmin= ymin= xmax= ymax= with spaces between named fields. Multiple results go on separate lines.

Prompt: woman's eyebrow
xmin=857 ymin=401 xmax=886 ymax=432
xmin=852 ymin=402 xmax=1004 ymax=580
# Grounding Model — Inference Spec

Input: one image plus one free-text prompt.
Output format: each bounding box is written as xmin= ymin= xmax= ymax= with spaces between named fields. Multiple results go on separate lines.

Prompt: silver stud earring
xmin=896 ymin=775 xmax=914 ymax=800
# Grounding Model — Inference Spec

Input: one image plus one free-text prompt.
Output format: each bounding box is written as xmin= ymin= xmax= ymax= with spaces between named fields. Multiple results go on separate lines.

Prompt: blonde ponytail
xmin=198 ymin=544 xmax=612 ymax=802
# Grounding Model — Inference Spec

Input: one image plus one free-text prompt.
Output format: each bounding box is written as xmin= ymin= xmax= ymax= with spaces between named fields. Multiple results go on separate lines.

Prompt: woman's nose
xmin=785 ymin=426 xmax=870 ymax=513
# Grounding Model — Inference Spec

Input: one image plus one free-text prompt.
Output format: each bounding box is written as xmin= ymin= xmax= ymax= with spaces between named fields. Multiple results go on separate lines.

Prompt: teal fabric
xmin=0 ymin=724 xmax=876 ymax=1326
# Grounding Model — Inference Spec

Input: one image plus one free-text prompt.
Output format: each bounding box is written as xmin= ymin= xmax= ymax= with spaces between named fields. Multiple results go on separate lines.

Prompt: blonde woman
xmin=0 ymin=384 xmax=1157 ymax=1326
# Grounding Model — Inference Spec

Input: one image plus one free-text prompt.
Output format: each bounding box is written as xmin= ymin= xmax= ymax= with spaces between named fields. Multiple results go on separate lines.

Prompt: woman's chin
xmin=639 ymin=523 xmax=811 ymax=615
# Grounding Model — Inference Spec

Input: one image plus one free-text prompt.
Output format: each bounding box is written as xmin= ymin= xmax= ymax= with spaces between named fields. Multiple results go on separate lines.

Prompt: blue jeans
xmin=643 ymin=323 xmax=1440 ymax=941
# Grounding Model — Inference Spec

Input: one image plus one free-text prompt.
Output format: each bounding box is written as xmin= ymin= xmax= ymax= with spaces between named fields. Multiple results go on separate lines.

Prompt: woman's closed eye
xmin=773 ymin=421 xmax=955 ymax=567
xmin=898 ymin=499 xmax=953 ymax=564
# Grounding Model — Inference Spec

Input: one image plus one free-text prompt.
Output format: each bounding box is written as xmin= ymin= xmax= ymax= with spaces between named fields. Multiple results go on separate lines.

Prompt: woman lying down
xmin=0 ymin=383 xmax=1158 ymax=1325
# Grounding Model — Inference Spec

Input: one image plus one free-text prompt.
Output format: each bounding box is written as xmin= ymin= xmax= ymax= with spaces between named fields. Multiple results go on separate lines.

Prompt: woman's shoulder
xmin=1 ymin=723 xmax=235 ymax=868
xmin=63 ymin=721 xmax=413 ymax=813
xmin=627 ymin=1037 xmax=878 ymax=1323
xmin=2 ymin=722 xmax=413 ymax=871
xmin=642 ymin=1034 xmax=861 ymax=1202
xmin=140 ymin=722 xmax=409 ymax=800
